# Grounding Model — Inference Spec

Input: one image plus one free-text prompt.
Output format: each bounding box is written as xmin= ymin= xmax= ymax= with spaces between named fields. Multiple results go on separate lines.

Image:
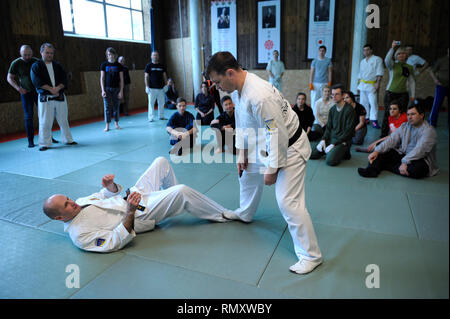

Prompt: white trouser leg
xmin=233 ymin=162 xmax=265 ymax=222
xmin=156 ymin=89 xmax=166 ymax=119
xmin=131 ymin=156 xmax=178 ymax=195
xmin=275 ymin=148 xmax=322 ymax=262
xmin=311 ymin=82 xmax=325 ymax=114
xmin=148 ymin=89 xmax=157 ymax=120
xmin=38 ymin=99 xmax=54 ymax=147
xmin=53 ymin=98 xmax=73 ymax=143
xmin=367 ymin=90 xmax=379 ymax=121
xmin=145 ymin=184 xmax=228 ymax=223
xmin=359 ymin=90 xmax=370 ymax=117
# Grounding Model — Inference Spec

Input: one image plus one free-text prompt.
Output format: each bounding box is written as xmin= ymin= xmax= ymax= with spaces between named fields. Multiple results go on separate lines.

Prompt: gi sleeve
xmin=376 ymin=57 xmax=385 ymax=77
xmin=71 ymin=224 xmax=136 ymax=253
xmin=253 ymin=97 xmax=289 ymax=171
xmin=77 ymin=184 xmax=124 ymax=202
xmin=401 ymin=127 xmax=437 ymax=165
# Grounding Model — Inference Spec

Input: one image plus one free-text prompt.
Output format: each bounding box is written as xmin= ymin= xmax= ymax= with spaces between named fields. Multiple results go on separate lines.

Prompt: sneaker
xmin=358 ymin=167 xmax=378 ymax=178
xmin=371 ymin=120 xmax=380 ymax=129
xmin=66 ymin=141 xmax=78 ymax=145
xmin=52 ymin=138 xmax=59 ymax=143
xmin=39 ymin=146 xmax=49 ymax=151
xmin=289 ymin=258 xmax=322 ymax=275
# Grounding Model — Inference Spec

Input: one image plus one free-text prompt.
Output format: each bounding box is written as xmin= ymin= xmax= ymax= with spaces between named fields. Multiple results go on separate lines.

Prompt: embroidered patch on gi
xmin=265 ymin=119 xmax=277 ymax=132
xmin=89 ymin=197 xmax=100 ymax=201
xmin=96 ymin=238 xmax=106 ymax=247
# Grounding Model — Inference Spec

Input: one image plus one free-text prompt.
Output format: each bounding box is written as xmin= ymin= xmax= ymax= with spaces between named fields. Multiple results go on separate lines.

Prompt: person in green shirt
xmin=7 ymin=45 xmax=40 ymax=147
xmin=381 ymin=41 xmax=415 ymax=137
xmin=310 ymin=85 xmax=357 ymax=166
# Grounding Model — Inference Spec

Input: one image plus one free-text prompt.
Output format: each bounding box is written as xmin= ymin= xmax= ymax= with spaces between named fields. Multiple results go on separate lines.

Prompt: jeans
xmin=429 ymin=85 xmax=449 ymax=126
xmin=20 ymin=91 xmax=38 ymax=145
xmin=103 ymin=87 xmax=120 ymax=123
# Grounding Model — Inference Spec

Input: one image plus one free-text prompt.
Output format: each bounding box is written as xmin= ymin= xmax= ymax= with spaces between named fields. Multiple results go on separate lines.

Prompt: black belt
xmin=288 ymin=124 xmax=303 ymax=147
xmin=39 ymin=94 xmax=65 ymax=102
xmin=123 ymin=188 xmax=146 ymax=211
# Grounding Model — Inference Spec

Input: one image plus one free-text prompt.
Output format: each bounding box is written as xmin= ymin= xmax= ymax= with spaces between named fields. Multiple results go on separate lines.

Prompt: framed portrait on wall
xmin=257 ymin=0 xmax=281 ymax=66
xmin=307 ymin=0 xmax=335 ymax=59
xmin=211 ymin=0 xmax=237 ymax=59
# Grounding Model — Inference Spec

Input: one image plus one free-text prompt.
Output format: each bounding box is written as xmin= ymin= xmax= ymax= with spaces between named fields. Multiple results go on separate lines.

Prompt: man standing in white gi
xmin=266 ymin=50 xmax=285 ymax=92
xmin=357 ymin=44 xmax=384 ymax=129
xmin=206 ymin=52 xmax=322 ymax=275
xmin=30 ymin=43 xmax=77 ymax=151
xmin=43 ymin=157 xmax=231 ymax=253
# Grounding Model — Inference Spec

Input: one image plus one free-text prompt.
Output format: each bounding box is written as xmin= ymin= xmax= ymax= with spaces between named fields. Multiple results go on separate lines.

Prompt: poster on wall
xmin=211 ymin=0 xmax=237 ymax=59
xmin=307 ymin=0 xmax=335 ymax=59
xmin=257 ymin=0 xmax=281 ymax=65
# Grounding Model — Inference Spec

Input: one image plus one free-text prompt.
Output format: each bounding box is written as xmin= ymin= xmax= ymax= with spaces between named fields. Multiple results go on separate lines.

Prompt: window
xmin=59 ymin=0 xmax=146 ymax=42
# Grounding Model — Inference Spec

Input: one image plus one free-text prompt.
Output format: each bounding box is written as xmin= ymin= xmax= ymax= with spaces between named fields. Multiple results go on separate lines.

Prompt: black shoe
xmin=66 ymin=141 xmax=78 ymax=145
xmin=358 ymin=167 xmax=377 ymax=178
xmin=177 ymin=148 xmax=183 ymax=156
xmin=28 ymin=143 xmax=35 ymax=148
xmin=39 ymin=146 xmax=49 ymax=151
xmin=52 ymin=138 xmax=59 ymax=143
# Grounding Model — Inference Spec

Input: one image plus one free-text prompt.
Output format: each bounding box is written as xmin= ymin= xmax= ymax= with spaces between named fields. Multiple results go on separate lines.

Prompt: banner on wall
xmin=211 ymin=0 xmax=237 ymax=59
xmin=307 ymin=0 xmax=335 ymax=59
xmin=257 ymin=0 xmax=281 ymax=64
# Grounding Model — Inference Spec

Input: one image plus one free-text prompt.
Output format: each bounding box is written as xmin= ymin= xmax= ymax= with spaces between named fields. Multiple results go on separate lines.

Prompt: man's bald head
xmin=43 ymin=194 xmax=81 ymax=222
xmin=20 ymin=45 xmax=33 ymax=62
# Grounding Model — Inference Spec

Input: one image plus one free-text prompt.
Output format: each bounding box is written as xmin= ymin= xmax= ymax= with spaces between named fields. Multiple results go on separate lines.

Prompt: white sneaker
xmin=289 ymin=258 xmax=322 ymax=275
xmin=222 ymin=211 xmax=250 ymax=223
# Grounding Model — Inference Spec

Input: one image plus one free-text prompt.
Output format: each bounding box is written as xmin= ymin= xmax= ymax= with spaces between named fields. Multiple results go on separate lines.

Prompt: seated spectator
xmin=203 ymin=71 xmax=223 ymax=114
xmin=210 ymin=95 xmax=236 ymax=154
xmin=357 ymin=101 xmax=408 ymax=153
xmin=358 ymin=104 xmax=438 ymax=179
xmin=164 ymin=78 xmax=178 ymax=109
xmin=310 ymin=85 xmax=357 ymax=166
xmin=343 ymin=90 xmax=367 ymax=145
xmin=292 ymin=92 xmax=315 ymax=140
xmin=166 ymin=97 xmax=197 ymax=156
xmin=310 ymin=85 xmax=333 ymax=141
xmin=195 ymin=82 xmax=215 ymax=126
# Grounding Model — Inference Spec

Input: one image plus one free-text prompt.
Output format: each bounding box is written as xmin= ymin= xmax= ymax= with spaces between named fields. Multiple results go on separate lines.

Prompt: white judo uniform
xmin=232 ymin=72 xmax=322 ymax=262
xmin=64 ymin=157 xmax=229 ymax=252
xmin=357 ymin=55 xmax=384 ymax=121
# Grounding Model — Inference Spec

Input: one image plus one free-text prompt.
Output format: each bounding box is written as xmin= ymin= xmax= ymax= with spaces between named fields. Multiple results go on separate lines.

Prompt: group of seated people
xmin=164 ymin=81 xmax=439 ymax=180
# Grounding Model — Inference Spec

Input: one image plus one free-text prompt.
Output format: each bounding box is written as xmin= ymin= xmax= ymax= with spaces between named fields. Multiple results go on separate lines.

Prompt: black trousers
xmin=211 ymin=124 xmax=236 ymax=153
xmin=381 ymin=91 xmax=410 ymax=137
xmin=368 ymin=149 xmax=429 ymax=179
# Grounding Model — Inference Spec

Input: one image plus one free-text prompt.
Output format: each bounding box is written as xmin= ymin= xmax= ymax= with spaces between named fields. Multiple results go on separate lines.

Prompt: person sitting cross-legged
xmin=210 ymin=95 xmax=236 ymax=154
xmin=166 ymin=97 xmax=197 ymax=156
xmin=358 ymin=104 xmax=439 ymax=179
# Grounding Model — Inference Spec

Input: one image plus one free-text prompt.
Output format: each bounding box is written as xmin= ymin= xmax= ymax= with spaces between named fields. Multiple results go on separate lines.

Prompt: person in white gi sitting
xmin=43 ymin=157 xmax=231 ymax=253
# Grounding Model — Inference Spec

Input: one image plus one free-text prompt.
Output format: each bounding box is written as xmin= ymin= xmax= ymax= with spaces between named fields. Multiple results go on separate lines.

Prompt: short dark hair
xmin=319 ymin=45 xmax=327 ymax=51
xmin=221 ymin=95 xmax=232 ymax=104
xmin=296 ymin=92 xmax=307 ymax=100
xmin=390 ymin=100 xmax=400 ymax=107
xmin=363 ymin=44 xmax=373 ymax=50
xmin=201 ymin=81 xmax=208 ymax=87
xmin=105 ymin=47 xmax=117 ymax=57
xmin=176 ymin=97 xmax=186 ymax=104
xmin=343 ymin=90 xmax=356 ymax=103
xmin=408 ymin=103 xmax=425 ymax=115
xmin=331 ymin=84 xmax=344 ymax=92
xmin=206 ymin=51 xmax=240 ymax=77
